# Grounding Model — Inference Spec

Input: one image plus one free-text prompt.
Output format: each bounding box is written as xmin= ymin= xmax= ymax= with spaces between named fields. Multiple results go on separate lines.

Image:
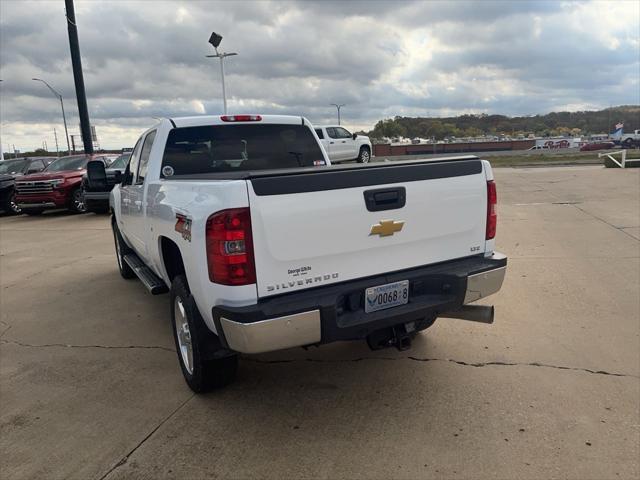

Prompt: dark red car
xmin=580 ymin=141 xmax=615 ymax=152
xmin=14 ymin=154 xmax=111 ymax=215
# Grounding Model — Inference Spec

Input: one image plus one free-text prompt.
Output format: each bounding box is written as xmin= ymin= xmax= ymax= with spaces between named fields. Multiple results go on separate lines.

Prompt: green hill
xmin=367 ymin=105 xmax=640 ymax=140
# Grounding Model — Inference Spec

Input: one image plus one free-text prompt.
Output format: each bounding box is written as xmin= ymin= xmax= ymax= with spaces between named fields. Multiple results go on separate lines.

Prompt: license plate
xmin=365 ymin=280 xmax=410 ymax=313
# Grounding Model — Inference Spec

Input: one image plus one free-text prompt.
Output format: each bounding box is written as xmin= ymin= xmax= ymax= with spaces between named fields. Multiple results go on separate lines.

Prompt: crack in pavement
xmin=4 ymin=338 xmax=636 ymax=378
xmin=244 ymin=355 xmax=639 ymax=378
xmin=0 ymin=338 xmax=175 ymax=353
xmin=97 ymin=394 xmax=195 ymax=480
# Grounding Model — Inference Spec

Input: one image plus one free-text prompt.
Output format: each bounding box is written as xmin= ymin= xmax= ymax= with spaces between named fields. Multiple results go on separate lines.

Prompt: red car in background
xmin=580 ymin=141 xmax=616 ymax=151
xmin=14 ymin=154 xmax=111 ymax=215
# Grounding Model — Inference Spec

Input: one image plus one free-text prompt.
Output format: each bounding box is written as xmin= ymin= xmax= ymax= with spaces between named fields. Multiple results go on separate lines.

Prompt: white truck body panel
xmin=248 ymin=172 xmax=487 ymax=298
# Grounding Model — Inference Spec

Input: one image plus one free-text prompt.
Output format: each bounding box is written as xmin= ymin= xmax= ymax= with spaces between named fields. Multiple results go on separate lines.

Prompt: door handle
xmin=122 ymin=198 xmax=131 ymax=205
xmin=363 ymin=187 xmax=406 ymax=212
xmin=329 ymin=142 xmax=334 ymax=144
xmin=134 ymin=200 xmax=142 ymax=209
xmin=341 ymin=141 xmax=346 ymax=143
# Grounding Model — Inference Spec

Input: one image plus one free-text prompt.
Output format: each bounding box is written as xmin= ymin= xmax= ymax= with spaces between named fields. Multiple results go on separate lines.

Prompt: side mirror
xmin=352 ymin=133 xmax=357 ymax=140
xmin=114 ymin=170 xmax=123 ymax=184
xmin=86 ymin=160 xmax=107 ymax=188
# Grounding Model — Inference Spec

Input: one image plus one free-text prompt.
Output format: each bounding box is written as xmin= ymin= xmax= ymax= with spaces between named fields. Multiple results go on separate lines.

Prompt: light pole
xmin=32 ymin=78 xmax=71 ymax=154
xmin=206 ymin=32 xmax=237 ymax=114
xmin=330 ymin=103 xmax=346 ymax=125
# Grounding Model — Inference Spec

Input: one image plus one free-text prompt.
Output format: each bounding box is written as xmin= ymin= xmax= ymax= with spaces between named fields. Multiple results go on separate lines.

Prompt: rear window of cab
xmin=161 ymin=124 xmax=326 ymax=176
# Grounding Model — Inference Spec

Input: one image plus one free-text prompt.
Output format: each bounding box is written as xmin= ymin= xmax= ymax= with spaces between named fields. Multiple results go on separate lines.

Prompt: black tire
xmin=111 ymin=219 xmax=136 ymax=279
xmin=3 ymin=190 xmax=21 ymax=215
xmin=170 ymin=275 xmax=238 ymax=393
xmin=623 ymin=138 xmax=634 ymax=148
xmin=69 ymin=188 xmax=87 ymax=214
xmin=25 ymin=209 xmax=44 ymax=216
xmin=357 ymin=146 xmax=371 ymax=163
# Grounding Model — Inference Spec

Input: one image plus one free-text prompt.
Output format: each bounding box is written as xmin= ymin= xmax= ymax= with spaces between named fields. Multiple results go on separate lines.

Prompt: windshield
xmin=45 ymin=156 xmax=89 ymax=172
xmin=108 ymin=154 xmax=130 ymax=170
xmin=161 ymin=124 xmax=326 ymax=176
xmin=0 ymin=159 xmax=27 ymax=175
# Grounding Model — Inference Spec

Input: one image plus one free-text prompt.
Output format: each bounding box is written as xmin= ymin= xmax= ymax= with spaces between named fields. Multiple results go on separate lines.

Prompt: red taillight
xmin=206 ymin=208 xmax=256 ymax=285
xmin=486 ymin=180 xmax=497 ymax=240
xmin=220 ymin=115 xmax=262 ymax=122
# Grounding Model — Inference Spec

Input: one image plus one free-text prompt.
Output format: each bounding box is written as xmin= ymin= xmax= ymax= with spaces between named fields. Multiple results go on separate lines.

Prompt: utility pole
xmin=206 ymin=32 xmax=237 ymax=114
xmin=65 ymin=0 xmax=93 ymax=154
xmin=330 ymin=103 xmax=346 ymax=125
xmin=54 ymin=128 xmax=59 ymax=156
xmin=32 ymin=78 xmax=71 ymax=154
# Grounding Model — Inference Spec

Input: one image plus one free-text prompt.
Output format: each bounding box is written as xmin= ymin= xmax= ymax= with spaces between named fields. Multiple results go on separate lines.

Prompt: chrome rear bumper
xmin=218 ymin=252 xmax=507 ymax=354
xmin=220 ymin=310 xmax=321 ymax=354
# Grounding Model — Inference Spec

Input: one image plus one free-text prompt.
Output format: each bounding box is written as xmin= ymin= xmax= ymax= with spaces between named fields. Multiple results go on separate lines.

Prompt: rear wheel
xmin=69 ymin=188 xmax=87 ymax=213
xmin=112 ymin=219 xmax=135 ymax=279
xmin=357 ymin=146 xmax=371 ymax=163
xmin=170 ymin=275 xmax=238 ymax=393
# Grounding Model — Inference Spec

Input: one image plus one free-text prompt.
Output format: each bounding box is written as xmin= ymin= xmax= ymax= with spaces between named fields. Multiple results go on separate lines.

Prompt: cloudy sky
xmin=1 ymin=0 xmax=639 ymax=151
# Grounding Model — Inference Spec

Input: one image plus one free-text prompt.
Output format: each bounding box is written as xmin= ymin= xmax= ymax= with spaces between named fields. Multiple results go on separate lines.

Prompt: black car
xmin=82 ymin=152 xmax=130 ymax=213
xmin=0 ymin=157 xmax=56 ymax=215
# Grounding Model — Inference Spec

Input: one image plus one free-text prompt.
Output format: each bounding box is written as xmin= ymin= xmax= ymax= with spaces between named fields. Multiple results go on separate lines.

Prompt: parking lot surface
xmin=1 ymin=165 xmax=639 ymax=479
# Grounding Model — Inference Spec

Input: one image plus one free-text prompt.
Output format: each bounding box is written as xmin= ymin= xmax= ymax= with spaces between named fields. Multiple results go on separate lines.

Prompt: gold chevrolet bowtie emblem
xmin=370 ymin=220 xmax=405 ymax=237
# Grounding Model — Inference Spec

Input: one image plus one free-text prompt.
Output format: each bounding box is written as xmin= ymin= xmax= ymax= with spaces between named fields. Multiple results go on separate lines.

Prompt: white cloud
xmin=0 ymin=0 xmax=638 ymax=151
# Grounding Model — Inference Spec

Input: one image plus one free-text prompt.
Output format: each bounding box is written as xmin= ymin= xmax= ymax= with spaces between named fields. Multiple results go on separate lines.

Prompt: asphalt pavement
xmin=1 ymin=165 xmax=638 ymax=479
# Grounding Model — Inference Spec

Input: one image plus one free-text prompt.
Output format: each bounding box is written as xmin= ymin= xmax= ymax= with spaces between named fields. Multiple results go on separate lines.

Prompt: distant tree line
xmin=367 ymin=105 xmax=640 ymax=140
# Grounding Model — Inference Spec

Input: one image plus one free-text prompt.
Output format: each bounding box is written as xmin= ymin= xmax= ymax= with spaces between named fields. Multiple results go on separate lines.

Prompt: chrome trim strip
xmin=221 ymin=310 xmax=321 ymax=354
xmin=18 ymin=202 xmax=57 ymax=209
xmin=464 ymin=265 xmax=507 ymax=304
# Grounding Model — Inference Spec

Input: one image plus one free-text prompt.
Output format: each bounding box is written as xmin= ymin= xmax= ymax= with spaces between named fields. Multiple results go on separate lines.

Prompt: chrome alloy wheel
xmin=73 ymin=189 xmax=86 ymax=213
xmin=361 ymin=149 xmax=370 ymax=163
xmin=174 ymin=297 xmax=194 ymax=375
xmin=9 ymin=192 xmax=21 ymax=214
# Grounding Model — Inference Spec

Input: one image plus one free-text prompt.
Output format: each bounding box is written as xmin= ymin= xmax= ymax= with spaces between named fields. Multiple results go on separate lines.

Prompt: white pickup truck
xmin=99 ymin=114 xmax=507 ymax=393
xmin=314 ymin=125 xmax=372 ymax=163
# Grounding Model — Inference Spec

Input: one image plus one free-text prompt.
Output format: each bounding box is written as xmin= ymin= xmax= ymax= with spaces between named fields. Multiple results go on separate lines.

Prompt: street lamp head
xmin=209 ymin=32 xmax=223 ymax=48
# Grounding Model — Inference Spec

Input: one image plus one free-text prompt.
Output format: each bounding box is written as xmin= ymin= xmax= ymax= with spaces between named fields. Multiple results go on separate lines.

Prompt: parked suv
xmin=0 ymin=157 xmax=55 ymax=215
xmin=15 ymin=154 xmax=111 ymax=215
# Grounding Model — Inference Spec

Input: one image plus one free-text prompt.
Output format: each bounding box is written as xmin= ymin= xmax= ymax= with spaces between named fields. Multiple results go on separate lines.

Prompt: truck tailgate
xmin=247 ymin=159 xmax=487 ymax=298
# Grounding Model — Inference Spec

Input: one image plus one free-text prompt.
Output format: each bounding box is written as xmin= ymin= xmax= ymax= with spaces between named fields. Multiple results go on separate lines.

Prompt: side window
xmin=126 ymin=138 xmax=143 ymax=185
xmin=326 ymin=127 xmax=338 ymax=139
xmin=28 ymin=159 xmax=45 ymax=173
xmin=136 ymin=130 xmax=157 ymax=184
xmin=314 ymin=128 xmax=324 ymax=139
xmin=336 ymin=127 xmax=352 ymax=139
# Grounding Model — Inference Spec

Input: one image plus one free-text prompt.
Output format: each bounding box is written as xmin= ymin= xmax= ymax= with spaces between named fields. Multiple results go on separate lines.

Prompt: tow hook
xmin=366 ymin=322 xmax=415 ymax=351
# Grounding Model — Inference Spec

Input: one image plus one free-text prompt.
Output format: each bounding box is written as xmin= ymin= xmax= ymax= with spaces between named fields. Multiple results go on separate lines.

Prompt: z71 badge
xmin=175 ymin=214 xmax=192 ymax=242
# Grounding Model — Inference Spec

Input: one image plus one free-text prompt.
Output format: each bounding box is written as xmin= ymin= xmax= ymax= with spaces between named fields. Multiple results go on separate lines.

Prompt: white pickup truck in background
xmin=95 ymin=114 xmax=507 ymax=393
xmin=314 ymin=125 xmax=372 ymax=163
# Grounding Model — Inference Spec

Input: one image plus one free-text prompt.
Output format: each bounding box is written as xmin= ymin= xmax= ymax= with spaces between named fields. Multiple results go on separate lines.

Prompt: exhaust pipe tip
xmin=441 ymin=305 xmax=494 ymax=324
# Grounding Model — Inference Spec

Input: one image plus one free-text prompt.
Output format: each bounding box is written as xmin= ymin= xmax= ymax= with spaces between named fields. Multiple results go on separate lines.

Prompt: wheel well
xmin=160 ymin=237 xmax=185 ymax=282
xmin=360 ymin=145 xmax=371 ymax=151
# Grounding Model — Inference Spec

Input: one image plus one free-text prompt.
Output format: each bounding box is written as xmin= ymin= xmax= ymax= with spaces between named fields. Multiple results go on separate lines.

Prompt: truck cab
xmin=314 ymin=125 xmax=372 ymax=163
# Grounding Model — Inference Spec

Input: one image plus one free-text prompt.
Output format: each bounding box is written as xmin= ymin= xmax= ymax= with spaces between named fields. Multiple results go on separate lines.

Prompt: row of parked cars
xmin=0 ymin=124 xmax=373 ymax=217
xmin=0 ymin=152 xmax=130 ymax=216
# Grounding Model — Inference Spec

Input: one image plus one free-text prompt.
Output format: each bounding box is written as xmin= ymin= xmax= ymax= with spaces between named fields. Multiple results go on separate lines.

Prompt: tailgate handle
xmin=364 ymin=187 xmax=406 ymax=212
